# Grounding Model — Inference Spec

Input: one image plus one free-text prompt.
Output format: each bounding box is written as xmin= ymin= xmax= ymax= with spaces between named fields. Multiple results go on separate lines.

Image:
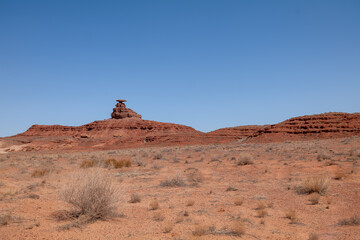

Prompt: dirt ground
xmin=0 ymin=136 xmax=359 ymax=240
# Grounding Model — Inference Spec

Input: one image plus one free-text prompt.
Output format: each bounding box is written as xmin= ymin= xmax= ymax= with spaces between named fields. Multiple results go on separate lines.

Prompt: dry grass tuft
xmin=186 ymin=199 xmax=195 ymax=206
xmin=334 ymin=170 xmax=345 ymax=180
xmin=149 ymin=200 xmax=159 ymax=210
xmin=192 ymin=225 xmax=206 ymax=236
xmin=338 ymin=215 xmax=360 ymax=226
xmin=153 ymin=212 xmax=165 ymax=222
xmin=129 ymin=194 xmax=141 ymax=203
xmin=285 ymin=210 xmax=298 ymax=224
xmin=31 ymin=168 xmax=48 ymax=178
xmin=80 ymin=160 xmax=96 ymax=168
xmin=237 ymin=154 xmax=254 ymax=166
xmin=234 ymin=197 xmax=244 ymax=206
xmin=160 ymin=175 xmax=186 ymax=187
xmin=231 ymin=221 xmax=245 ymax=236
xmin=256 ymin=208 xmax=267 ymax=218
xmin=163 ymin=223 xmax=173 ymax=233
xmin=309 ymin=193 xmax=320 ymax=205
xmin=308 ymin=233 xmax=319 ymax=240
xmin=0 ymin=213 xmax=12 ymax=226
xmin=60 ymin=168 xmax=119 ymax=220
xmin=296 ymin=175 xmax=330 ymax=195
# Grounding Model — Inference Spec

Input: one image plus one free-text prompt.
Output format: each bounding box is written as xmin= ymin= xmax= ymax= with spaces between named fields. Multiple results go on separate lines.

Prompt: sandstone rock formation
xmin=248 ymin=112 xmax=360 ymax=143
xmin=208 ymin=125 xmax=269 ymax=140
xmin=111 ymin=99 xmax=142 ymax=119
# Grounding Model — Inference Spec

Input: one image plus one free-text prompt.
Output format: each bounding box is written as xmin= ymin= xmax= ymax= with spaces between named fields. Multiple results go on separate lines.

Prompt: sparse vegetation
xmin=308 ymin=233 xmax=319 ymax=240
xmin=192 ymin=225 xmax=206 ymax=236
xmin=153 ymin=212 xmax=164 ymax=221
xmin=309 ymin=193 xmax=320 ymax=205
xmin=160 ymin=175 xmax=185 ymax=187
xmin=186 ymin=199 xmax=195 ymax=206
xmin=285 ymin=210 xmax=298 ymax=224
xmin=60 ymin=168 xmax=119 ymax=221
xmin=31 ymin=168 xmax=48 ymax=177
xmin=234 ymin=197 xmax=244 ymax=206
xmin=338 ymin=215 xmax=360 ymax=226
xmin=231 ymin=221 xmax=245 ymax=236
xmin=149 ymin=200 xmax=159 ymax=210
xmin=129 ymin=194 xmax=141 ymax=203
xmin=296 ymin=175 xmax=330 ymax=195
xmin=237 ymin=154 xmax=254 ymax=165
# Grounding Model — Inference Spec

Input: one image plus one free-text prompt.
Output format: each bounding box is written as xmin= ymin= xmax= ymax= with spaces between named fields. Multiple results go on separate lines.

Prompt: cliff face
xmin=207 ymin=125 xmax=269 ymax=139
xmin=248 ymin=112 xmax=360 ymax=143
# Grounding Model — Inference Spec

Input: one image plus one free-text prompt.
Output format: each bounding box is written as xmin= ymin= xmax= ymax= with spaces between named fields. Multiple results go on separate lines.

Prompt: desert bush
xmin=256 ymin=208 xmax=267 ymax=218
xmin=129 ymin=193 xmax=141 ymax=203
xmin=153 ymin=212 xmax=165 ymax=221
xmin=285 ymin=210 xmax=298 ymax=224
xmin=60 ymin=168 xmax=119 ymax=220
xmin=309 ymin=193 xmax=320 ymax=205
xmin=192 ymin=225 xmax=206 ymax=236
xmin=80 ymin=160 xmax=96 ymax=168
xmin=317 ymin=152 xmax=331 ymax=161
xmin=186 ymin=199 xmax=195 ymax=206
xmin=160 ymin=175 xmax=185 ymax=187
xmin=338 ymin=215 xmax=360 ymax=226
xmin=31 ymin=168 xmax=48 ymax=178
xmin=163 ymin=223 xmax=173 ymax=233
xmin=149 ymin=200 xmax=159 ymax=210
xmin=296 ymin=175 xmax=330 ymax=195
xmin=237 ymin=154 xmax=254 ymax=165
xmin=334 ymin=170 xmax=345 ymax=180
xmin=234 ymin=198 xmax=244 ymax=206
xmin=153 ymin=153 xmax=163 ymax=160
xmin=231 ymin=221 xmax=245 ymax=236
xmin=308 ymin=233 xmax=319 ymax=240
xmin=0 ymin=213 xmax=12 ymax=226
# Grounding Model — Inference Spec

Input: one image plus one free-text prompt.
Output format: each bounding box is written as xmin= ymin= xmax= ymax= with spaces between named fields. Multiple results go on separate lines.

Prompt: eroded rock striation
xmin=248 ymin=112 xmax=360 ymax=142
xmin=111 ymin=99 xmax=142 ymax=119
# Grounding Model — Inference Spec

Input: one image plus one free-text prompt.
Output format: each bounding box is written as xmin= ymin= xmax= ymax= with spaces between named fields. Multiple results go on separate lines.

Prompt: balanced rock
xmin=111 ymin=99 xmax=142 ymax=119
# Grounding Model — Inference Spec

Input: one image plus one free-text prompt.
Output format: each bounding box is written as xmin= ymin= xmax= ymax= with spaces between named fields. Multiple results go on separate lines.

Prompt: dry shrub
xmin=153 ymin=212 xmax=165 ymax=222
xmin=256 ymin=201 xmax=266 ymax=210
xmin=185 ymin=168 xmax=203 ymax=186
xmin=234 ymin=198 xmax=244 ymax=206
xmin=80 ymin=160 xmax=96 ymax=168
xmin=309 ymin=233 xmax=319 ymax=240
xmin=149 ymin=200 xmax=159 ymax=210
xmin=309 ymin=193 xmax=320 ymax=205
xmin=237 ymin=154 xmax=254 ymax=166
xmin=186 ymin=199 xmax=195 ymax=206
xmin=232 ymin=221 xmax=245 ymax=236
xmin=285 ymin=210 xmax=298 ymax=224
xmin=153 ymin=153 xmax=163 ymax=160
xmin=60 ymin=168 xmax=119 ymax=220
xmin=193 ymin=225 xmax=206 ymax=236
xmin=334 ymin=170 xmax=345 ymax=180
xmin=256 ymin=209 xmax=267 ymax=218
xmin=338 ymin=215 xmax=360 ymax=226
xmin=317 ymin=152 xmax=331 ymax=161
xmin=31 ymin=168 xmax=48 ymax=178
xmin=129 ymin=194 xmax=141 ymax=203
xmin=160 ymin=175 xmax=185 ymax=187
xmin=163 ymin=223 xmax=173 ymax=233
xmin=296 ymin=176 xmax=330 ymax=195
xmin=0 ymin=213 xmax=12 ymax=226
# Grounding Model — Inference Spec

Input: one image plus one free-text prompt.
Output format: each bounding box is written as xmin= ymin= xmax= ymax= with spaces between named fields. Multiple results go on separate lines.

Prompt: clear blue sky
xmin=1 ymin=0 xmax=359 ymax=137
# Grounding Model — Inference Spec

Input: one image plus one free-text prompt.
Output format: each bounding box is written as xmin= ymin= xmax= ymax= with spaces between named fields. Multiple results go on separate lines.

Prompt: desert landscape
xmin=0 ymin=100 xmax=359 ymax=240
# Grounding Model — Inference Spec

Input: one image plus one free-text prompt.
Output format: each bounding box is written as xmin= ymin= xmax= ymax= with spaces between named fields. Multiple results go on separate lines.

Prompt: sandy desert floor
xmin=0 ymin=136 xmax=359 ymax=240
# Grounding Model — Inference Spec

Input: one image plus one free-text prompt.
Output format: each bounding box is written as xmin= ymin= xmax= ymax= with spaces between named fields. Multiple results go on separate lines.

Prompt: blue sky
xmin=1 ymin=0 xmax=359 ymax=137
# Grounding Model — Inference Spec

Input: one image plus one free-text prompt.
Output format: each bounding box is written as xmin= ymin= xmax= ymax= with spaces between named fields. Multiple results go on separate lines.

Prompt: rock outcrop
xmin=208 ymin=125 xmax=269 ymax=140
xmin=111 ymin=99 xmax=142 ymax=119
xmin=248 ymin=112 xmax=360 ymax=143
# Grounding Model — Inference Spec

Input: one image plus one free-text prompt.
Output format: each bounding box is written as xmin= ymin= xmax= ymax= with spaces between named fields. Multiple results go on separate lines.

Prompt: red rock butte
xmin=111 ymin=99 xmax=142 ymax=119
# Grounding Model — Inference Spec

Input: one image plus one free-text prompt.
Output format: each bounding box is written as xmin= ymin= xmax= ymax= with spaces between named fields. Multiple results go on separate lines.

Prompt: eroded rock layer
xmin=248 ymin=112 xmax=360 ymax=143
